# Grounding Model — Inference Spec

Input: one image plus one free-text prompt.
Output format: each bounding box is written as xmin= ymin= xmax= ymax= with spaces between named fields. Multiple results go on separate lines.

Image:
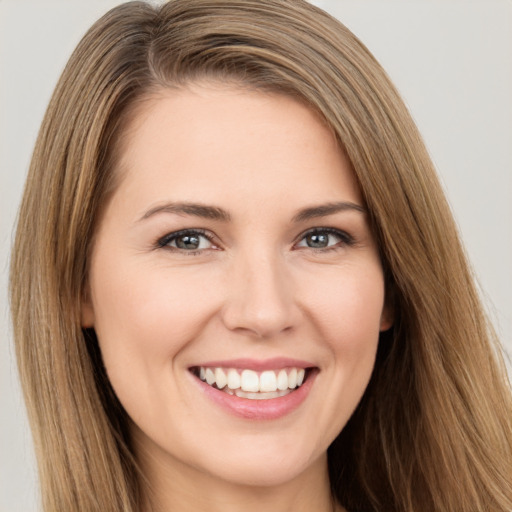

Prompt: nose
xmin=220 ymin=250 xmax=301 ymax=338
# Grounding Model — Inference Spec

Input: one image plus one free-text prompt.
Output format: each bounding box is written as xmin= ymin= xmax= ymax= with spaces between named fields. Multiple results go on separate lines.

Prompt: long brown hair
xmin=10 ymin=1 xmax=512 ymax=511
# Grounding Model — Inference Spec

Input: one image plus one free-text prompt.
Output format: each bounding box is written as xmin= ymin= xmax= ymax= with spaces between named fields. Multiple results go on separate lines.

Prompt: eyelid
xmin=156 ymin=228 xmax=219 ymax=251
xmin=155 ymin=226 xmax=355 ymax=254
xmin=293 ymin=227 xmax=355 ymax=249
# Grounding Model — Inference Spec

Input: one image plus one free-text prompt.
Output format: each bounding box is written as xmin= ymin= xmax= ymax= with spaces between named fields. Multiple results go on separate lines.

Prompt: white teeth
xmin=259 ymin=370 xmax=277 ymax=392
xmin=235 ymin=389 xmax=291 ymax=400
xmin=288 ymin=368 xmax=297 ymax=389
xmin=215 ymin=368 xmax=227 ymax=389
xmin=227 ymin=368 xmax=241 ymax=389
xmin=277 ymin=369 xmax=288 ymax=391
xmin=240 ymin=369 xmax=259 ymax=392
xmin=205 ymin=368 xmax=215 ymax=386
xmin=297 ymin=368 xmax=305 ymax=386
xmin=196 ymin=365 xmax=309 ymax=397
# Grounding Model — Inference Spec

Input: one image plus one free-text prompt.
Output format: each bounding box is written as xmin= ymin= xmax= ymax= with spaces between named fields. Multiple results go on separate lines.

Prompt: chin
xmin=191 ymin=436 xmax=327 ymax=489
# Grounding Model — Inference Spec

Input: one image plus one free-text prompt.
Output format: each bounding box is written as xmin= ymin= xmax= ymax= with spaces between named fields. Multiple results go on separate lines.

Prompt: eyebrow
xmin=292 ymin=201 xmax=366 ymax=222
xmin=139 ymin=200 xmax=366 ymax=223
xmin=139 ymin=202 xmax=231 ymax=222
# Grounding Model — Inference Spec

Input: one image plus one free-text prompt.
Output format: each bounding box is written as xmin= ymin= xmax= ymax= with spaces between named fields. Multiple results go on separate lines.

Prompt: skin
xmin=82 ymin=83 xmax=392 ymax=512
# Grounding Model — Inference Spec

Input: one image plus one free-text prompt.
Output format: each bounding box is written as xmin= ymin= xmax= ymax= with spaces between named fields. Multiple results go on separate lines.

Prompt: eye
xmin=157 ymin=229 xmax=216 ymax=252
xmin=295 ymin=228 xmax=353 ymax=250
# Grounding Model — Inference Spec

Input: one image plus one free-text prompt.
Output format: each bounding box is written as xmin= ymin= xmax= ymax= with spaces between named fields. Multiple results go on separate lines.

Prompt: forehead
xmin=110 ymin=83 xmax=362 ymax=217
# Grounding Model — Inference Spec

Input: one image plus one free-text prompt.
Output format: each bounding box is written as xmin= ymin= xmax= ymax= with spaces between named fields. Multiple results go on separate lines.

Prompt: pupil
xmin=176 ymin=235 xmax=200 ymax=250
xmin=307 ymin=233 xmax=328 ymax=248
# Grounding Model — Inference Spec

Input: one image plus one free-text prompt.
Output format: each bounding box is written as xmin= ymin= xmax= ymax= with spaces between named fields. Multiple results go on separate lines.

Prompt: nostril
xmin=220 ymin=306 xmax=298 ymax=339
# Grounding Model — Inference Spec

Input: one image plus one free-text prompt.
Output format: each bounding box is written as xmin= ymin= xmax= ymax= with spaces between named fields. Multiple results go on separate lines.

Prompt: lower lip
xmin=193 ymin=370 xmax=318 ymax=420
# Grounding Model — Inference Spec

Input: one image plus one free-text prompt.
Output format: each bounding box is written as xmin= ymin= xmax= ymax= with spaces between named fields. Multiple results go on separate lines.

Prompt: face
xmin=82 ymin=84 xmax=391 ymax=489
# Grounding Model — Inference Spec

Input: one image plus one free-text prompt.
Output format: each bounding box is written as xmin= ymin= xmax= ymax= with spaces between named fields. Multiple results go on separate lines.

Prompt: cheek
xmin=300 ymin=263 xmax=385 ymax=346
xmin=89 ymin=260 xmax=221 ymax=394
xmin=314 ymin=267 xmax=384 ymax=416
xmin=302 ymin=263 xmax=384 ymax=404
xmin=93 ymin=260 xmax=212 ymax=339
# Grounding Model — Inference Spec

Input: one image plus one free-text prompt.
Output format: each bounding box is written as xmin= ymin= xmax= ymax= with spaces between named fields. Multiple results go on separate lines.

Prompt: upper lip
xmin=190 ymin=357 xmax=316 ymax=371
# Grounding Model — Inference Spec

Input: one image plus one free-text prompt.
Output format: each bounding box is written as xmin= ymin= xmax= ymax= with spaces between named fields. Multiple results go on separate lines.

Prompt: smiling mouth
xmin=190 ymin=366 xmax=312 ymax=400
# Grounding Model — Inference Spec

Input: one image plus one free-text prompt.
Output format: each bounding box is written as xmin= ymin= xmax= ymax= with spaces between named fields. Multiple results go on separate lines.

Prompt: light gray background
xmin=1 ymin=1 xmax=511 ymax=510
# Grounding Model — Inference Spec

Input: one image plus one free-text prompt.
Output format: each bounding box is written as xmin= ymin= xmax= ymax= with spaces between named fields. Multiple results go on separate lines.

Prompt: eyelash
xmin=156 ymin=229 xmax=217 ymax=256
xmin=295 ymin=227 xmax=355 ymax=252
xmin=155 ymin=227 xmax=355 ymax=255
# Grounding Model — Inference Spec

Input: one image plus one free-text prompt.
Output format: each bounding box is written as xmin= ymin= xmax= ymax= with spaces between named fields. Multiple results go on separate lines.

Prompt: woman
xmin=9 ymin=1 xmax=512 ymax=511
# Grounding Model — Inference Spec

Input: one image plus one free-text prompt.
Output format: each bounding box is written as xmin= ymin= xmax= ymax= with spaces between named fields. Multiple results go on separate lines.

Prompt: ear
xmin=379 ymin=304 xmax=394 ymax=332
xmin=379 ymin=274 xmax=396 ymax=332
xmin=80 ymin=282 xmax=95 ymax=328
xmin=379 ymin=283 xmax=395 ymax=332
